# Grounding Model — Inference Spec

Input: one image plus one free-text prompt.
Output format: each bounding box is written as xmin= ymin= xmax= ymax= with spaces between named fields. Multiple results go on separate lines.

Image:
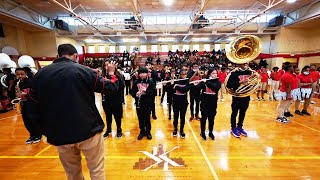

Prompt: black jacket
xmin=226 ymin=69 xmax=252 ymax=97
xmin=172 ymin=79 xmax=190 ymax=104
xmin=199 ymin=79 xmax=221 ymax=103
xmin=102 ymin=74 xmax=125 ymax=106
xmin=27 ymin=57 xmax=119 ymax=146
xmin=187 ymin=71 xmax=202 ymax=94
xmin=131 ymin=78 xmax=156 ymax=106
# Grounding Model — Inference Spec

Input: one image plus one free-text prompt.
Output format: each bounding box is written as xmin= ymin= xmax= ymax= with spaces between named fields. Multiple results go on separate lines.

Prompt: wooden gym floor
xmin=0 ymin=92 xmax=319 ymax=180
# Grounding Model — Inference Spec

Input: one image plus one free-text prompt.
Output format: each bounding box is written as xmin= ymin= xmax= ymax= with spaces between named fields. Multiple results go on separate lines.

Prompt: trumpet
xmin=198 ymin=70 xmax=205 ymax=77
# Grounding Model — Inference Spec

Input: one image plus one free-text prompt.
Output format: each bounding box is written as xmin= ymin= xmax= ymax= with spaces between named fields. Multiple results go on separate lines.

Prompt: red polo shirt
xmin=218 ymin=71 xmax=227 ymax=83
xmin=280 ymin=72 xmax=294 ymax=92
xmin=297 ymin=74 xmax=313 ymax=88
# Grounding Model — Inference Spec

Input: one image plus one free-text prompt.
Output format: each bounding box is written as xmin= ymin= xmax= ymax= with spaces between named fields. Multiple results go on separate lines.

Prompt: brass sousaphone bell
xmin=224 ymin=35 xmax=262 ymax=97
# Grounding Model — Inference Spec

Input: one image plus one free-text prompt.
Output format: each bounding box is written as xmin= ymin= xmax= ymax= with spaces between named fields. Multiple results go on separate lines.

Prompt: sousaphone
xmin=224 ymin=35 xmax=262 ymax=97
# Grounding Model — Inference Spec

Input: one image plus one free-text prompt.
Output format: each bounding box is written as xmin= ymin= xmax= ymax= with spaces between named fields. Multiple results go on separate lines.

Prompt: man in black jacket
xmin=27 ymin=44 xmax=119 ymax=180
xmin=226 ymin=64 xmax=252 ymax=138
xmin=146 ymin=62 xmax=159 ymax=120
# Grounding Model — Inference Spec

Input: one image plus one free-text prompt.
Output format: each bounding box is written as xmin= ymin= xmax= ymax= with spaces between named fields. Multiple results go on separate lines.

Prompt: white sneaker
xmin=311 ymin=101 xmax=316 ymax=104
xmin=301 ymin=100 xmax=305 ymax=103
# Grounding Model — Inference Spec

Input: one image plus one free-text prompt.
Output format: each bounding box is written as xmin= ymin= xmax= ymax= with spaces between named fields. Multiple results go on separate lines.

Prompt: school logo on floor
xmin=133 ymin=144 xmax=186 ymax=171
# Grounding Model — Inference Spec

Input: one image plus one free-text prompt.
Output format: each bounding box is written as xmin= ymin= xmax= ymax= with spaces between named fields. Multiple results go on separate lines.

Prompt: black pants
xmin=102 ymin=102 xmax=122 ymax=133
xmin=200 ymin=101 xmax=217 ymax=133
xmin=151 ymin=96 xmax=156 ymax=117
xmin=190 ymin=93 xmax=200 ymax=116
xmin=121 ymin=90 xmax=125 ymax=103
xmin=125 ymin=80 xmax=131 ymax=95
xmin=21 ymin=103 xmax=41 ymax=137
xmin=136 ymin=105 xmax=152 ymax=134
xmin=161 ymin=89 xmax=166 ymax=103
xmin=230 ymin=96 xmax=250 ymax=128
xmin=167 ymin=94 xmax=173 ymax=117
xmin=173 ymin=103 xmax=188 ymax=132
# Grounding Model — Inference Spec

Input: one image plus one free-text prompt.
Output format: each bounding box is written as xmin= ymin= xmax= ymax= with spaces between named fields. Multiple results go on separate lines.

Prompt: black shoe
xmin=116 ymin=132 xmax=122 ymax=139
xmin=26 ymin=136 xmax=33 ymax=144
xmin=180 ymin=132 xmax=185 ymax=139
xmin=302 ymin=110 xmax=311 ymax=116
xmin=137 ymin=132 xmax=145 ymax=140
xmin=284 ymin=112 xmax=290 ymax=117
xmin=172 ymin=130 xmax=177 ymax=137
xmin=152 ymin=115 xmax=157 ymax=120
xmin=32 ymin=136 xmax=42 ymax=144
xmin=295 ymin=110 xmax=303 ymax=115
xmin=103 ymin=131 xmax=111 ymax=139
xmin=146 ymin=134 xmax=152 ymax=140
xmin=208 ymin=133 xmax=215 ymax=140
xmin=200 ymin=132 xmax=206 ymax=140
xmin=168 ymin=116 xmax=171 ymax=120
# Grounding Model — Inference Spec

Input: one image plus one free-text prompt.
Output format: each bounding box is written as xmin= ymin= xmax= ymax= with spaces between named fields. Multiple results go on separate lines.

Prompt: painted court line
xmin=2 ymin=155 xmax=320 ymax=160
xmin=35 ymin=145 xmax=52 ymax=156
xmin=0 ymin=114 xmax=20 ymax=121
xmin=291 ymin=121 xmax=320 ymax=133
xmin=187 ymin=120 xmax=220 ymax=180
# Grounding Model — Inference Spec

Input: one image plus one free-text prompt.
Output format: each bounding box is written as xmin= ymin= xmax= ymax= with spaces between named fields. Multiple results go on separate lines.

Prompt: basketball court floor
xmin=0 ymin=93 xmax=319 ymax=179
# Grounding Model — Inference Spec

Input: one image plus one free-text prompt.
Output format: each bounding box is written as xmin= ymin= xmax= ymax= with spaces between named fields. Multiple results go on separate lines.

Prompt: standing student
xmin=171 ymin=70 xmax=190 ymax=138
xmin=297 ymin=66 xmax=313 ymax=116
xmin=257 ymin=67 xmax=269 ymax=100
xmin=291 ymin=67 xmax=303 ymax=116
xmin=160 ymin=65 xmax=170 ymax=104
xmin=199 ymin=68 xmax=221 ymax=140
xmin=27 ymin=44 xmax=119 ymax=180
xmin=165 ymin=69 xmax=176 ymax=120
xmin=226 ymin=64 xmax=253 ymax=138
xmin=187 ymin=63 xmax=202 ymax=121
xmin=217 ymin=67 xmax=227 ymax=101
xmin=310 ymin=64 xmax=319 ymax=104
xmin=15 ymin=68 xmax=42 ymax=144
xmin=145 ymin=62 xmax=159 ymax=120
xmin=269 ymin=67 xmax=282 ymax=100
xmin=101 ymin=60 xmax=125 ymax=139
xmin=274 ymin=63 xmax=294 ymax=123
xmin=131 ymin=67 xmax=156 ymax=140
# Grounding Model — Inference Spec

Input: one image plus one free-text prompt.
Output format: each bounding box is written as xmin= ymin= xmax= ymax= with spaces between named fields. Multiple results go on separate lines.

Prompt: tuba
xmin=224 ymin=35 xmax=262 ymax=97
xmin=0 ymin=53 xmax=15 ymax=88
xmin=18 ymin=55 xmax=38 ymax=74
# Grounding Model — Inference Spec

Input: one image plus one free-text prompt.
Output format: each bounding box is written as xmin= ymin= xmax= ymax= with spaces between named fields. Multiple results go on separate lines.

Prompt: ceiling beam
xmin=130 ymin=0 xmax=147 ymax=40
xmin=182 ymin=0 xmax=210 ymax=41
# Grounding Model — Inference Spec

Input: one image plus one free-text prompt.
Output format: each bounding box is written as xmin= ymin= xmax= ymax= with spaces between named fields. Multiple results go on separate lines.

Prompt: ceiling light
xmin=287 ymin=0 xmax=296 ymax=3
xmin=191 ymin=37 xmax=210 ymax=41
xmin=158 ymin=37 xmax=175 ymax=42
xmin=123 ymin=38 xmax=139 ymax=42
xmin=84 ymin=39 xmax=104 ymax=43
xmin=163 ymin=0 xmax=174 ymax=6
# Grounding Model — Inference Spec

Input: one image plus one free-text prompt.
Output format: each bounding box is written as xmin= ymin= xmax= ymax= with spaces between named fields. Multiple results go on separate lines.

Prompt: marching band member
xmin=187 ymin=62 xmax=202 ymax=121
xmin=165 ymin=68 xmax=176 ymax=120
xmin=226 ymin=64 xmax=252 ymax=138
xmin=101 ymin=60 xmax=125 ymax=139
xmin=297 ymin=66 xmax=313 ymax=116
xmin=145 ymin=62 xmax=160 ymax=120
xmin=310 ymin=64 xmax=319 ymax=104
xmin=15 ymin=68 xmax=42 ymax=144
xmin=275 ymin=63 xmax=294 ymax=123
xmin=199 ymin=68 xmax=221 ymax=140
xmin=291 ymin=67 xmax=303 ymax=116
xmin=131 ymin=67 xmax=156 ymax=140
xmin=171 ymin=70 xmax=190 ymax=138
xmin=160 ymin=65 xmax=170 ymax=105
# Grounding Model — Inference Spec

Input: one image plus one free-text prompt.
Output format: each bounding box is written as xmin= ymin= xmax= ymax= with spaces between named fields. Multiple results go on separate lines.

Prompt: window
xmin=120 ymin=46 xmax=126 ymax=53
xmin=140 ymin=45 xmax=147 ymax=53
xmin=193 ymin=44 xmax=200 ymax=51
xmin=88 ymin=45 xmax=95 ymax=53
xmin=172 ymin=45 xmax=179 ymax=51
xmin=204 ymin=44 xmax=211 ymax=51
xmin=109 ymin=46 xmax=115 ymax=53
xmin=161 ymin=45 xmax=168 ymax=52
xmin=151 ymin=45 xmax=158 ymax=52
xmin=98 ymin=45 xmax=105 ymax=53
xmin=130 ymin=46 xmax=136 ymax=53
xmin=225 ymin=44 xmax=230 ymax=51
xmin=183 ymin=45 xmax=189 ymax=51
xmin=214 ymin=44 xmax=221 ymax=51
